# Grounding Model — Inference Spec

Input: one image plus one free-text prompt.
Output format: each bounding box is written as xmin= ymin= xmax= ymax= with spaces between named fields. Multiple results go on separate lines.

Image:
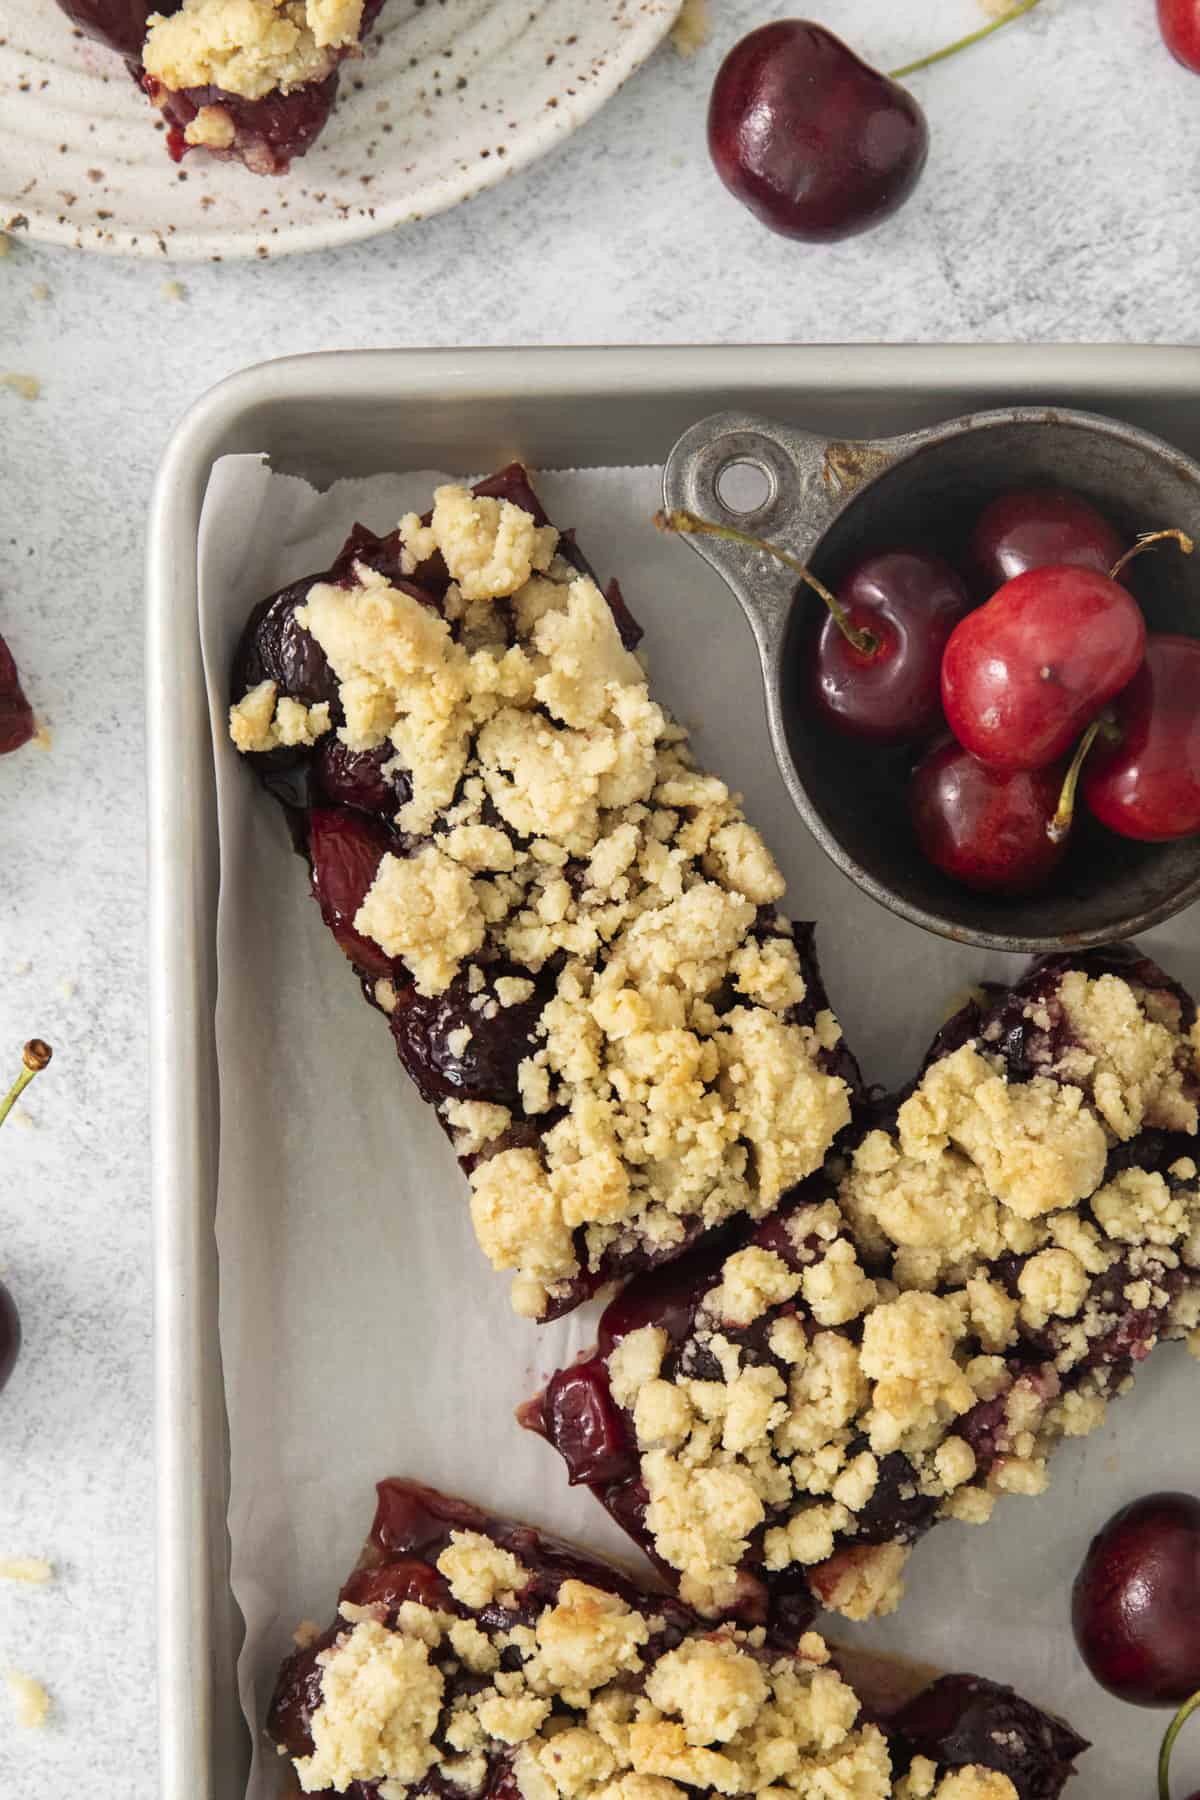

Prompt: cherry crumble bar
xmin=228 ymin=467 xmax=860 ymax=1320
xmin=527 ymin=947 xmax=1200 ymax=1627
xmin=268 ymin=1479 xmax=1086 ymax=1799
xmin=56 ymin=0 xmax=387 ymax=172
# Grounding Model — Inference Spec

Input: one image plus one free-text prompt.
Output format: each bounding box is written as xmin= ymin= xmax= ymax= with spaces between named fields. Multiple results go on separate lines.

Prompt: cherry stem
xmin=1109 ymin=528 xmax=1195 ymax=584
xmin=1049 ymin=716 xmax=1119 ymax=844
xmin=1159 ymin=1688 xmax=1200 ymax=1800
xmin=0 ymin=1040 xmax=52 ymax=1133
xmin=655 ymin=509 xmax=878 ymax=657
xmin=889 ymin=0 xmax=1044 ymax=81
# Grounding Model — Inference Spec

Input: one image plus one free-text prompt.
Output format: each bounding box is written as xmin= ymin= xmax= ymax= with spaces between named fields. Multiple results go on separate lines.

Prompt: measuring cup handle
xmin=660 ymin=410 xmax=902 ymax=669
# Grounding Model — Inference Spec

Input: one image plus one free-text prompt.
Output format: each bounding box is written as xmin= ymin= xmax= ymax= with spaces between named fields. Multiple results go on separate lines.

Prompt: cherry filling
xmin=0 ymin=634 xmax=35 ymax=756
xmin=268 ymin=1480 xmax=1085 ymax=1800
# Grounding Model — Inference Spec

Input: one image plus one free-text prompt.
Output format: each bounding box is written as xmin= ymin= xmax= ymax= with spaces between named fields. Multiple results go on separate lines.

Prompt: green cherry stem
xmin=655 ymin=508 xmax=878 ymax=657
xmin=1109 ymin=527 xmax=1195 ymax=585
xmin=0 ymin=1040 xmax=52 ymax=1133
xmin=1159 ymin=1688 xmax=1200 ymax=1800
xmin=1049 ymin=716 xmax=1120 ymax=844
xmin=888 ymin=0 xmax=1044 ymax=82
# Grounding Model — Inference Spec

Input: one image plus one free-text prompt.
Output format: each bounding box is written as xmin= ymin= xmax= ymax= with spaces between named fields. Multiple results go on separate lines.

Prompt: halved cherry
xmin=307 ymin=808 xmax=397 ymax=978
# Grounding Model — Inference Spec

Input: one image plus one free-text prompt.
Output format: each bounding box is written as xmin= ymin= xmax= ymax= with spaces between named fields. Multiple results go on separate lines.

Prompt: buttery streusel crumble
xmin=529 ymin=947 xmax=1200 ymax=1625
xmin=229 ymin=467 xmax=859 ymax=1320
xmin=267 ymin=1479 xmax=1086 ymax=1800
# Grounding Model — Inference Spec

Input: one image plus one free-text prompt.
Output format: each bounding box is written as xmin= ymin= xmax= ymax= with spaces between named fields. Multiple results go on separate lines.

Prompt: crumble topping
xmin=281 ymin=1563 xmax=1016 ymax=1800
xmin=184 ymin=104 xmax=237 ymax=149
xmin=229 ymin=678 xmax=330 ymax=754
xmin=239 ymin=486 xmax=852 ymax=1315
xmin=594 ymin=969 xmax=1200 ymax=1618
xmin=143 ymin=0 xmax=364 ymax=101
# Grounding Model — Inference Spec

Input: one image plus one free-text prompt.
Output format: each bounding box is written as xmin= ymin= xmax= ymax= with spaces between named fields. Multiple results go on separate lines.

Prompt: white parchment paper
xmin=198 ymin=455 xmax=1200 ymax=1799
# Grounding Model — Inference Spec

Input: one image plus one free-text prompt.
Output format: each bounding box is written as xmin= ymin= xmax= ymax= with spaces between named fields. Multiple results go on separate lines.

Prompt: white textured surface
xmin=1 ymin=0 xmax=1200 ymax=1795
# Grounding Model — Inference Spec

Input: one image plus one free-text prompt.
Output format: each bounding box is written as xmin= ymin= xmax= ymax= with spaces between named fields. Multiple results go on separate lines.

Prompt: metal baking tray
xmin=146 ymin=343 xmax=1200 ymax=1800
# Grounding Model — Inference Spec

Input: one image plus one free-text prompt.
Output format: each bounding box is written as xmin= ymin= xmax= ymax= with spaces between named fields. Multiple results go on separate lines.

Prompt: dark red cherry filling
xmin=0 ymin=634 xmax=35 ymax=756
xmin=891 ymin=1675 xmax=1088 ymax=1800
xmin=308 ymin=807 xmax=400 ymax=980
xmin=386 ymin=966 xmax=550 ymax=1109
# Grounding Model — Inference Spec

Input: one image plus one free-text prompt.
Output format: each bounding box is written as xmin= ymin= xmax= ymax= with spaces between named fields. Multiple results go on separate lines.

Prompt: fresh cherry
xmin=911 ymin=738 xmax=1069 ymax=896
xmin=0 ymin=1040 xmax=53 ymax=1398
xmin=941 ymin=563 xmax=1146 ymax=772
xmin=1072 ymin=1492 xmax=1200 ymax=1706
xmin=813 ymin=550 xmax=970 ymax=742
xmin=707 ymin=23 xmax=929 ymax=243
xmin=656 ymin=512 xmax=968 ymax=744
xmin=0 ymin=632 xmax=35 ymax=756
xmin=307 ymin=808 xmax=398 ymax=979
xmin=1083 ymin=635 xmax=1200 ymax=842
xmin=971 ymin=487 xmax=1124 ymax=591
xmin=1159 ymin=0 xmax=1200 ymax=73
xmin=706 ymin=4 xmax=1043 ymax=242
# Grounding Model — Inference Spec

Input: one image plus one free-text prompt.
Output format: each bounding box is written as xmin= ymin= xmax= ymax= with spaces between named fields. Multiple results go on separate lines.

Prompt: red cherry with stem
xmin=1158 ymin=0 xmax=1200 ymax=73
xmin=940 ymin=553 xmax=1153 ymax=773
xmin=706 ymin=3 xmax=1043 ymax=243
xmin=655 ymin=512 xmax=969 ymax=744
xmin=910 ymin=738 xmax=1070 ymax=896
xmin=1072 ymin=1492 xmax=1200 ymax=1707
xmin=813 ymin=550 xmax=971 ymax=742
xmin=0 ymin=632 xmax=35 ymax=756
xmin=972 ymin=487 xmax=1125 ymax=590
xmin=1083 ymin=635 xmax=1200 ymax=841
xmin=0 ymin=1040 xmax=53 ymax=1398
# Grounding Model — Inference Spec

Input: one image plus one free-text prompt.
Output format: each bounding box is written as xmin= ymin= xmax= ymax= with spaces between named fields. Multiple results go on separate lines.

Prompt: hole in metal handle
xmin=714 ymin=456 xmax=774 ymax=516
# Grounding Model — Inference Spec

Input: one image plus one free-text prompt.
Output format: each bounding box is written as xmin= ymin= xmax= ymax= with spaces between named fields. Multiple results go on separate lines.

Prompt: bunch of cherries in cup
xmin=667 ymin=488 xmax=1200 ymax=898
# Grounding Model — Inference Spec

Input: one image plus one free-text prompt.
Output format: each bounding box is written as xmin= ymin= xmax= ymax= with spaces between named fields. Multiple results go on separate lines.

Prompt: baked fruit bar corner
xmin=56 ymin=0 xmax=386 ymax=172
xmin=228 ymin=467 xmax=860 ymax=1319
xmin=268 ymin=1478 xmax=1087 ymax=1799
xmin=526 ymin=946 xmax=1200 ymax=1627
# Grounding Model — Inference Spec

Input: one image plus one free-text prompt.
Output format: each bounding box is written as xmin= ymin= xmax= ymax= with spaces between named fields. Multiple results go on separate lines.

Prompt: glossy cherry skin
xmin=813 ymin=550 xmax=970 ymax=742
xmin=941 ymin=565 xmax=1146 ymax=772
xmin=707 ymin=22 xmax=929 ymax=243
xmin=1159 ymin=0 xmax=1200 ymax=72
xmin=971 ymin=488 xmax=1124 ymax=591
xmin=911 ymin=739 xmax=1068 ymax=896
xmin=1072 ymin=1492 xmax=1200 ymax=1705
xmin=0 ymin=633 xmax=35 ymax=756
xmin=1083 ymin=635 xmax=1200 ymax=841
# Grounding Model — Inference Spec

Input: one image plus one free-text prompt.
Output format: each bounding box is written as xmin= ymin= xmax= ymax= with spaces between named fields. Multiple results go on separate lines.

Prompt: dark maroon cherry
xmin=707 ymin=22 xmax=929 ymax=242
xmin=972 ymin=487 xmax=1125 ymax=591
xmin=233 ymin=578 xmax=340 ymax=713
xmin=540 ymin=1358 xmax=636 ymax=1486
xmin=892 ymin=1674 xmax=1088 ymax=1793
xmin=911 ymin=738 xmax=1069 ymax=896
xmin=813 ymin=550 xmax=971 ymax=742
xmin=1072 ymin=1491 xmax=1200 ymax=1706
xmin=315 ymin=739 xmax=408 ymax=816
xmin=0 ymin=1280 xmax=20 ymax=1398
xmin=307 ymin=808 xmax=397 ymax=978
xmin=0 ymin=632 xmax=35 ymax=756
xmin=387 ymin=967 xmax=546 ymax=1107
xmin=1083 ymin=635 xmax=1200 ymax=842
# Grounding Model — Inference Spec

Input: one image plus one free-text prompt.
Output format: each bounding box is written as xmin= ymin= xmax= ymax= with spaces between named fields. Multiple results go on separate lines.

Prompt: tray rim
xmin=146 ymin=340 xmax=1200 ymax=1800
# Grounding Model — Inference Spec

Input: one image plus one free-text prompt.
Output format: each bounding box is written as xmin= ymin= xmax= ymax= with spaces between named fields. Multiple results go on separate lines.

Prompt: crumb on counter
xmin=0 ymin=1557 xmax=52 ymax=1584
xmin=670 ymin=0 xmax=709 ymax=56
xmin=162 ymin=279 xmax=187 ymax=301
xmin=1 ymin=374 xmax=41 ymax=402
xmin=5 ymin=1670 xmax=50 ymax=1729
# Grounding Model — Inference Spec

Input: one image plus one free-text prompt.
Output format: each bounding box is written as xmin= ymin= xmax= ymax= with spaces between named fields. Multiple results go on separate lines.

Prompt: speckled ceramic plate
xmin=0 ymin=0 xmax=681 ymax=260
